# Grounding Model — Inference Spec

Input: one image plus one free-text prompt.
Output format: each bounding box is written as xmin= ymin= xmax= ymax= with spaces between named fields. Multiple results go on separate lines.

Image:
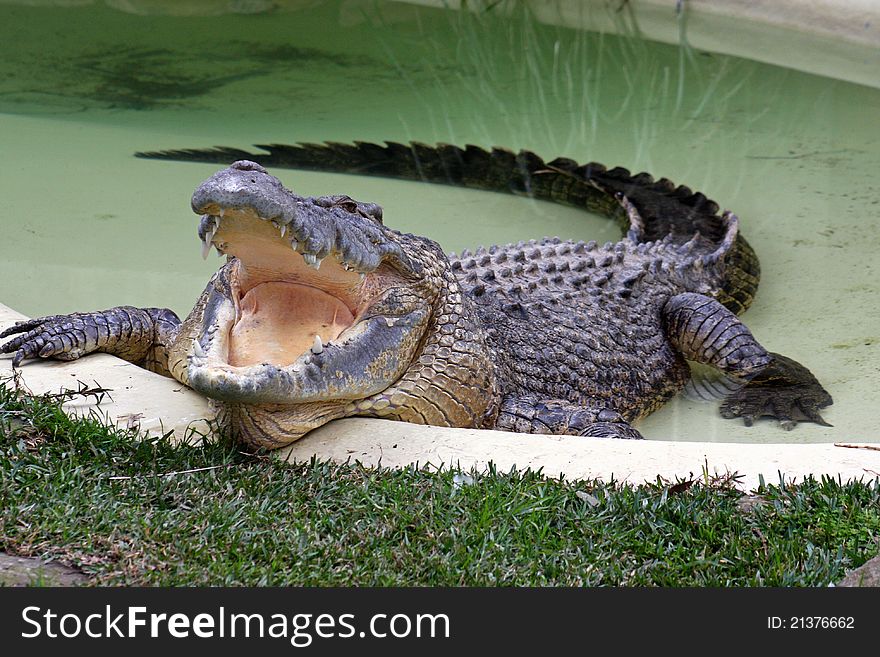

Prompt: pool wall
xmin=406 ymin=0 xmax=880 ymax=88
xmin=9 ymin=0 xmax=880 ymax=86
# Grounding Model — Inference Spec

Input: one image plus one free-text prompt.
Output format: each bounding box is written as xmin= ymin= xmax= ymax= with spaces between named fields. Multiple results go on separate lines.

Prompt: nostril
xmin=230 ymin=160 xmax=267 ymax=174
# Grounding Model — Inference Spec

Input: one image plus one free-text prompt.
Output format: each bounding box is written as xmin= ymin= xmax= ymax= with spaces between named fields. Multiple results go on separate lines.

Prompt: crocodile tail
xmin=135 ymin=141 xmax=760 ymax=314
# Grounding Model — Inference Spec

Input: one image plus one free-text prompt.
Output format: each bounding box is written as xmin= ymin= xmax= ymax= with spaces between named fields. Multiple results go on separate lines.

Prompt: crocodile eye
xmin=340 ymin=201 xmax=359 ymax=213
xmin=359 ymin=203 xmax=383 ymax=223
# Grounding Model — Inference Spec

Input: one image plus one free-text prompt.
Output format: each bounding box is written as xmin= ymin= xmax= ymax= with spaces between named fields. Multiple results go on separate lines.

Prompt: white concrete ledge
xmin=2 ymin=302 xmax=878 ymax=491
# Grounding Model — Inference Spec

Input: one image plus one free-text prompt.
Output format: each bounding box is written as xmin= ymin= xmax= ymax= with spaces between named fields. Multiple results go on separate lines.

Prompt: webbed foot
xmin=719 ymin=352 xmax=832 ymax=430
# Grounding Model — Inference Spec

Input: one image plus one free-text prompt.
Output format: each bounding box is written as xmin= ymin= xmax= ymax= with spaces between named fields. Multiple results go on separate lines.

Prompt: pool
xmin=1 ymin=0 xmax=878 ymax=444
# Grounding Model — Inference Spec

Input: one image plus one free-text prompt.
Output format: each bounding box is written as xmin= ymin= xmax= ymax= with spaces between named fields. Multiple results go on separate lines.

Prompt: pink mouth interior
xmin=229 ymin=282 xmax=354 ymax=367
xmin=209 ymin=211 xmax=361 ymax=368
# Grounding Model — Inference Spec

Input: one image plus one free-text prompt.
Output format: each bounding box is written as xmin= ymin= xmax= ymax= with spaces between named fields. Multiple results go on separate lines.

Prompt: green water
xmin=1 ymin=1 xmax=878 ymax=443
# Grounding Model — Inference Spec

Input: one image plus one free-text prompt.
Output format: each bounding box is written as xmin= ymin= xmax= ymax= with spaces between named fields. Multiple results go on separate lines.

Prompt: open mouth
xmin=196 ymin=205 xmax=369 ymax=369
xmin=184 ymin=160 xmax=429 ymax=407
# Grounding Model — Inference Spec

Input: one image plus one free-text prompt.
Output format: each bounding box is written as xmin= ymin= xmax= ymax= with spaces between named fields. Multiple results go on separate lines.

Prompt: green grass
xmin=1 ymin=380 xmax=878 ymax=586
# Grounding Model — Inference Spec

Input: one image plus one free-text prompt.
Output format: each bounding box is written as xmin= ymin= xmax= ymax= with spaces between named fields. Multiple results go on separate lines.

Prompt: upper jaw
xmin=191 ymin=159 xmax=412 ymax=275
xmin=197 ymin=207 xmax=366 ymax=316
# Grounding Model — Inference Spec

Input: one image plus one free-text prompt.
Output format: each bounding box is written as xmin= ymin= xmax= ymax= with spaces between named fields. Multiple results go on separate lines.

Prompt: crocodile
xmin=0 ymin=142 xmax=832 ymax=448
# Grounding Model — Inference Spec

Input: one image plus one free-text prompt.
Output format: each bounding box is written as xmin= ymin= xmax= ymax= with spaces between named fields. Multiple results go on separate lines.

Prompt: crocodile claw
xmin=578 ymin=422 xmax=645 ymax=440
xmin=0 ymin=314 xmax=88 ymax=367
xmin=719 ymin=352 xmax=832 ymax=429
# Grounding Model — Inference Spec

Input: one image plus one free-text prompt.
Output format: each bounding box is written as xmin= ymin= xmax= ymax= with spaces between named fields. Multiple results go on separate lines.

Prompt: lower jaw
xmin=211 ymin=399 xmax=348 ymax=451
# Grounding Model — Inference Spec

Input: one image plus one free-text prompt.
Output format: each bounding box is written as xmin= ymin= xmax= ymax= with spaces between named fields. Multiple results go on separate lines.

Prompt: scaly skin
xmin=1 ymin=306 xmax=180 ymax=374
xmin=1 ymin=143 xmax=832 ymax=448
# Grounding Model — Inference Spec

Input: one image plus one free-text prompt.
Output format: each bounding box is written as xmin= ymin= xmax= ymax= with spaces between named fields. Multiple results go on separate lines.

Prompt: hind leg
xmin=663 ymin=293 xmax=832 ymax=429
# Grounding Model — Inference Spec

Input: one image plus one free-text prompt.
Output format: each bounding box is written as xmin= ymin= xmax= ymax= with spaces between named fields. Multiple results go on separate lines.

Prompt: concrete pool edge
xmin=2 ymin=302 xmax=878 ymax=491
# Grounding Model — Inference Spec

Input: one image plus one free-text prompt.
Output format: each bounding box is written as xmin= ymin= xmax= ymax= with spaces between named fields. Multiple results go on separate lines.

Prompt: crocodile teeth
xmin=303 ymin=253 xmax=319 ymax=269
xmin=271 ymin=220 xmax=281 ymax=231
xmin=280 ymin=224 xmax=287 ymax=238
xmin=200 ymin=219 xmax=220 ymax=260
xmin=290 ymin=239 xmax=299 ymax=251
xmin=192 ymin=340 xmax=206 ymax=359
xmin=310 ymin=334 xmax=324 ymax=355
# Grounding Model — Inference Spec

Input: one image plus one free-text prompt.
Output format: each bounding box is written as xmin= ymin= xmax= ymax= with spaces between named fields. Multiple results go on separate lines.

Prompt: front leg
xmin=0 ymin=306 xmax=181 ymax=376
xmin=495 ymin=395 xmax=644 ymax=439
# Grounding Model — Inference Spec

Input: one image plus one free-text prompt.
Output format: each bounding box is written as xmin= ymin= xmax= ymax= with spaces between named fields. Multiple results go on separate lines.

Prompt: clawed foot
xmin=719 ymin=353 xmax=832 ymax=430
xmin=578 ymin=420 xmax=645 ymax=440
xmin=565 ymin=407 xmax=645 ymax=440
xmin=1 ymin=314 xmax=97 ymax=367
xmin=496 ymin=397 xmax=645 ymax=439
